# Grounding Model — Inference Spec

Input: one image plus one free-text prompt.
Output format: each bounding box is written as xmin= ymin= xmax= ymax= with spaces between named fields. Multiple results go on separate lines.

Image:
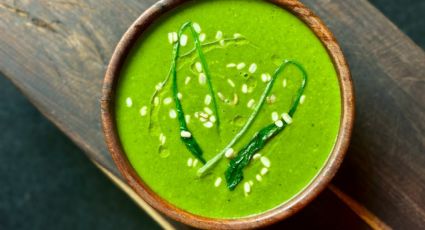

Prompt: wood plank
xmin=0 ymin=0 xmax=424 ymax=228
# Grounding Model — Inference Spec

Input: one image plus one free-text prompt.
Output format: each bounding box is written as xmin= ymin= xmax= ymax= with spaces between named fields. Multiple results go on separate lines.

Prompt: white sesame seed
xmin=180 ymin=130 xmax=192 ymax=138
xmin=253 ymin=153 xmax=261 ymax=160
xmin=199 ymin=73 xmax=206 ymax=85
xmin=200 ymin=117 xmax=208 ymax=122
xmin=172 ymin=32 xmax=178 ymax=43
xmin=217 ymin=92 xmax=225 ymax=101
xmin=256 ymin=174 xmax=263 ymax=182
xmin=204 ymin=107 xmax=213 ymax=115
xmin=226 ymin=63 xmax=236 ymax=68
xmin=283 ymin=79 xmax=287 ymax=88
xmin=241 ymin=84 xmax=248 ymax=94
xmin=140 ymin=106 xmax=147 ymax=116
xmin=219 ymin=39 xmax=225 ymax=46
xmin=204 ymin=95 xmax=212 ymax=105
xmin=126 ymin=97 xmax=133 ymax=107
xmin=168 ymin=32 xmax=173 ymax=44
xmin=169 ymin=109 xmax=177 ymax=119
xmin=248 ymin=63 xmax=257 ymax=73
xmin=215 ymin=31 xmax=223 ymax=40
xmin=163 ymin=97 xmax=172 ymax=105
xmin=237 ymin=63 xmax=246 ymax=70
xmin=244 ymin=182 xmax=251 ymax=194
xmin=194 ymin=112 xmax=199 ymax=118
xmin=225 ymin=148 xmax=235 ymax=158
xmin=159 ymin=133 xmax=166 ymax=145
xmin=234 ymin=33 xmax=242 ymax=38
xmin=249 ymin=180 xmax=254 ymax=186
xmin=227 ymin=79 xmax=235 ymax=88
xmin=300 ymin=95 xmax=306 ymax=104
xmin=271 ymin=112 xmax=279 ymax=121
xmin=187 ymin=158 xmax=193 ymax=167
xmin=282 ymin=113 xmax=293 ymax=124
xmin=192 ymin=22 xmax=201 ymax=33
xmin=177 ymin=93 xmax=183 ymax=100
xmin=214 ymin=177 xmax=222 ymax=187
xmin=155 ymin=83 xmax=163 ymax=90
xmin=193 ymin=159 xmax=198 ymax=167
xmin=209 ymin=115 xmax=216 ymax=123
xmin=261 ymin=156 xmax=271 ymax=168
xmin=185 ymin=76 xmax=191 ymax=85
xmin=154 ymin=97 xmax=160 ymax=106
xmin=180 ymin=34 xmax=188 ymax=46
xmin=185 ymin=115 xmax=191 ymax=123
xmin=195 ymin=62 xmax=202 ymax=72
xmin=203 ymin=121 xmax=213 ymax=128
xmin=275 ymin=120 xmax=284 ymax=128
xmin=260 ymin=167 xmax=268 ymax=175
xmin=261 ymin=73 xmax=269 ymax=82
xmin=199 ymin=33 xmax=206 ymax=42
xmin=267 ymin=94 xmax=276 ymax=104
xmin=247 ymin=99 xmax=255 ymax=109
xmin=199 ymin=112 xmax=208 ymax=119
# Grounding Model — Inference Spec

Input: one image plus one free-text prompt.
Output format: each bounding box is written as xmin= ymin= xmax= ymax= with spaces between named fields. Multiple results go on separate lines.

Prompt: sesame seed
xmin=219 ymin=40 xmax=225 ymax=46
xmin=177 ymin=93 xmax=183 ymax=100
xmin=140 ymin=106 xmax=147 ymax=116
xmin=204 ymin=95 xmax=212 ymax=105
xmin=159 ymin=133 xmax=166 ymax=145
xmin=244 ymin=182 xmax=251 ymax=195
xmin=187 ymin=158 xmax=193 ymax=167
xmin=225 ymin=148 xmax=235 ymax=158
xmin=180 ymin=130 xmax=192 ymax=138
xmin=253 ymin=153 xmax=261 ymax=160
xmin=300 ymin=95 xmax=306 ymax=104
xmin=261 ymin=156 xmax=271 ymax=168
xmin=227 ymin=79 xmax=236 ymax=88
xmin=194 ymin=112 xmax=199 ymax=118
xmin=283 ymin=79 xmax=287 ymax=88
xmin=217 ymin=92 xmax=225 ymax=101
xmin=193 ymin=159 xmax=198 ymax=167
xmin=199 ymin=112 xmax=209 ymax=119
xmin=261 ymin=73 xmax=269 ymax=82
xmin=256 ymin=174 xmax=263 ymax=182
xmin=282 ymin=113 xmax=293 ymax=124
xmin=195 ymin=62 xmax=202 ymax=72
xmin=199 ymin=33 xmax=206 ymax=42
xmin=126 ymin=97 xmax=133 ymax=107
xmin=180 ymin=34 xmax=188 ymax=46
xmin=234 ymin=33 xmax=242 ymax=38
xmin=172 ymin=32 xmax=178 ymax=43
xmin=209 ymin=115 xmax=216 ymax=123
xmin=154 ymin=97 xmax=160 ymax=106
xmin=260 ymin=167 xmax=268 ymax=175
xmin=169 ymin=109 xmax=177 ymax=119
xmin=226 ymin=63 xmax=236 ymax=68
xmin=267 ymin=94 xmax=276 ymax=104
xmin=272 ymin=112 xmax=279 ymax=121
xmin=192 ymin=22 xmax=201 ymax=33
xmin=237 ymin=62 xmax=246 ymax=70
xmin=163 ymin=97 xmax=172 ymax=105
xmin=185 ymin=76 xmax=191 ymax=85
xmin=204 ymin=107 xmax=213 ymax=115
xmin=214 ymin=177 xmax=222 ymax=187
xmin=247 ymin=99 xmax=255 ymax=109
xmin=249 ymin=180 xmax=254 ymax=186
xmin=200 ymin=117 xmax=208 ymax=122
xmin=155 ymin=83 xmax=163 ymax=90
xmin=215 ymin=31 xmax=223 ymax=40
xmin=241 ymin=84 xmax=248 ymax=94
xmin=203 ymin=121 xmax=213 ymax=128
xmin=275 ymin=120 xmax=284 ymax=128
xmin=248 ymin=63 xmax=257 ymax=73
xmin=168 ymin=32 xmax=173 ymax=44
xmin=185 ymin=115 xmax=191 ymax=123
xmin=199 ymin=73 xmax=206 ymax=85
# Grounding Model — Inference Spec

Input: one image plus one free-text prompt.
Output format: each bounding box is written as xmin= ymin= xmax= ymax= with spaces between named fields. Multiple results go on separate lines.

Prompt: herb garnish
xmin=225 ymin=60 xmax=308 ymax=190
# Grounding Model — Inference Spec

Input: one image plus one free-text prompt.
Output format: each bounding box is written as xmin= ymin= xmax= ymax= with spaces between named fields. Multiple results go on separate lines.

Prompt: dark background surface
xmin=0 ymin=0 xmax=424 ymax=229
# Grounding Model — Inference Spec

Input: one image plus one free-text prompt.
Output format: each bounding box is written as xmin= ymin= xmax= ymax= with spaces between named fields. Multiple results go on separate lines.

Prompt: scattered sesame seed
xmin=154 ymin=97 xmax=160 ymax=106
xmin=140 ymin=106 xmax=147 ymax=116
xmin=204 ymin=107 xmax=213 ymax=115
xmin=168 ymin=32 xmax=173 ymax=44
xmin=199 ymin=33 xmax=206 ymax=42
xmin=234 ymin=33 xmax=242 ymax=38
xmin=219 ymin=39 xmax=225 ymax=46
xmin=247 ymin=99 xmax=255 ymax=109
xmin=267 ymin=94 xmax=276 ymax=104
xmin=185 ymin=76 xmax=191 ymax=85
xmin=199 ymin=112 xmax=208 ymax=119
xmin=253 ymin=153 xmax=262 ymax=160
xmin=125 ymin=97 xmax=133 ymax=107
xmin=244 ymin=182 xmax=251 ymax=195
xmin=241 ymin=84 xmax=248 ymax=94
xmin=200 ymin=117 xmax=208 ymax=122
xmin=209 ymin=115 xmax=216 ymax=123
xmin=163 ymin=97 xmax=172 ymax=105
xmin=260 ymin=167 xmax=268 ymax=175
xmin=248 ymin=63 xmax=257 ymax=73
xmin=172 ymin=32 xmax=178 ymax=43
xmin=217 ymin=92 xmax=225 ymax=101
xmin=195 ymin=62 xmax=202 ymax=72
xmin=194 ymin=112 xmax=199 ymax=118
xmin=225 ymin=148 xmax=235 ymax=158
xmin=177 ymin=93 xmax=183 ymax=100
xmin=249 ymin=180 xmax=254 ymax=186
xmin=185 ymin=115 xmax=191 ymax=123
xmin=203 ymin=121 xmax=213 ymax=128
xmin=300 ymin=95 xmax=306 ymax=104
xmin=272 ymin=112 xmax=279 ymax=121
xmin=226 ymin=63 xmax=236 ymax=68
xmin=214 ymin=177 xmax=222 ymax=187
xmin=199 ymin=73 xmax=206 ymax=85
xmin=227 ymin=79 xmax=236 ymax=88
xmin=180 ymin=34 xmax=188 ymax=46
xmin=169 ymin=109 xmax=177 ymax=119
xmin=237 ymin=62 xmax=246 ymax=70
xmin=180 ymin=130 xmax=192 ymax=138
xmin=159 ymin=133 xmax=166 ymax=145
xmin=283 ymin=78 xmax=287 ymax=88
xmin=193 ymin=159 xmax=198 ymax=167
xmin=192 ymin=22 xmax=201 ymax=33
xmin=256 ymin=174 xmax=263 ymax=182
xmin=215 ymin=31 xmax=223 ymax=40
xmin=155 ymin=83 xmax=163 ymax=90
xmin=275 ymin=120 xmax=284 ymax=128
xmin=261 ymin=73 xmax=268 ymax=82
xmin=282 ymin=113 xmax=293 ymax=124
xmin=261 ymin=156 xmax=271 ymax=168
xmin=187 ymin=158 xmax=193 ymax=167
xmin=204 ymin=95 xmax=212 ymax=105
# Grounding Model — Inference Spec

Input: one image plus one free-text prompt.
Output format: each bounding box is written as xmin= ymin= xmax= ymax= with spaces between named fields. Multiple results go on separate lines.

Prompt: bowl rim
xmin=101 ymin=0 xmax=355 ymax=228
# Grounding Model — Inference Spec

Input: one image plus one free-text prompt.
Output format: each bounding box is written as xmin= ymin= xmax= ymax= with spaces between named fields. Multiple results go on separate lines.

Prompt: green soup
xmin=116 ymin=0 xmax=341 ymax=218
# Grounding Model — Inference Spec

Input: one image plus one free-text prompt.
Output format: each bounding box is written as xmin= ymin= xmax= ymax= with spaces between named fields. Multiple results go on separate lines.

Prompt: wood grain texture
xmin=0 ymin=0 xmax=424 ymax=229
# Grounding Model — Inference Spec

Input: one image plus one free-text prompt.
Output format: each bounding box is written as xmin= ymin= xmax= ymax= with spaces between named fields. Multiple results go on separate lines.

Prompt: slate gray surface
xmin=0 ymin=0 xmax=423 ymax=229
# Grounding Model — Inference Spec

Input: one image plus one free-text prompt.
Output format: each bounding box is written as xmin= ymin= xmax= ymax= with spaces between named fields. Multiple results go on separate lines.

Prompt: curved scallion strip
xmin=198 ymin=60 xmax=307 ymax=176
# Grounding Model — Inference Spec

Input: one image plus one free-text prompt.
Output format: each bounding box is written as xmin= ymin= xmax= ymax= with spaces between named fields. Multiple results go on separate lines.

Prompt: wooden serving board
xmin=0 ymin=0 xmax=424 ymax=229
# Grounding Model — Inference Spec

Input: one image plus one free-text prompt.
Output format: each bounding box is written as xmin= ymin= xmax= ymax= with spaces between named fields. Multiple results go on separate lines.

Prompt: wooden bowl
xmin=101 ymin=0 xmax=354 ymax=228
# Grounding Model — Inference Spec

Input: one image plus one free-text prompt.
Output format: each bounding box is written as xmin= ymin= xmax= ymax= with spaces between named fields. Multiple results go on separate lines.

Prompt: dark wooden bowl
xmin=101 ymin=0 xmax=354 ymax=228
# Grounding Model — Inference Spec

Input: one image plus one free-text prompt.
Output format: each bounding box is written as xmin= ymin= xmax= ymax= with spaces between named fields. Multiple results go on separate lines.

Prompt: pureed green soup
xmin=116 ymin=0 xmax=341 ymax=218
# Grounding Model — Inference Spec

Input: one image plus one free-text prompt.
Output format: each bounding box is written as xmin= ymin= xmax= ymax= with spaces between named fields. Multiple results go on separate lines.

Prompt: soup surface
xmin=116 ymin=0 xmax=341 ymax=218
